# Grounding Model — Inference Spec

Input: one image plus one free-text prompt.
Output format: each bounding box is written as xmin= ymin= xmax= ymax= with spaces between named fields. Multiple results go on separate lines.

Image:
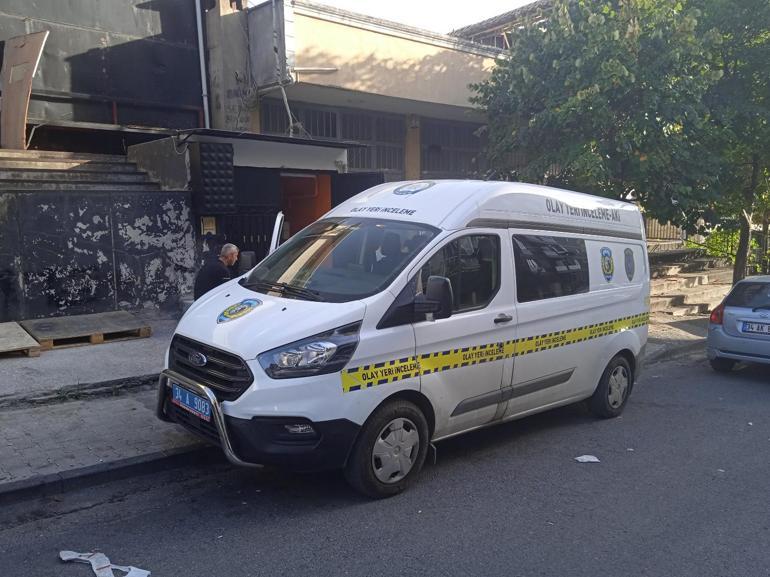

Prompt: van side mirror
xmin=414 ymin=276 xmax=453 ymax=320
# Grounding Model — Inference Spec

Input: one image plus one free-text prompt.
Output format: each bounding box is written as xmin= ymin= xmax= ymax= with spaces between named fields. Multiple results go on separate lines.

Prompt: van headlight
xmin=258 ymin=322 xmax=362 ymax=379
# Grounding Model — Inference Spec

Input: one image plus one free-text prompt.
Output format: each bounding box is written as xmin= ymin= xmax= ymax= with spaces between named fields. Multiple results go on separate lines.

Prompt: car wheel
xmin=344 ymin=400 xmax=429 ymax=498
xmin=589 ymin=355 xmax=633 ymax=419
xmin=709 ymin=357 xmax=736 ymax=372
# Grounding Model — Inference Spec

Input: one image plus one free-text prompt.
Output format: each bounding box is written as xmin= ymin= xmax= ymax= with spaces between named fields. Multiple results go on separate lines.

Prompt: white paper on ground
xmin=574 ymin=455 xmax=601 ymax=463
xmin=59 ymin=551 xmax=150 ymax=577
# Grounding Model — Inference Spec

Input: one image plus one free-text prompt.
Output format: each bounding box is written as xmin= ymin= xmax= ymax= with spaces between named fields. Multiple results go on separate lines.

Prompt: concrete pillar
xmin=249 ymin=98 xmax=261 ymax=133
xmin=405 ymin=114 xmax=421 ymax=180
xmin=205 ymin=0 xmax=252 ymax=131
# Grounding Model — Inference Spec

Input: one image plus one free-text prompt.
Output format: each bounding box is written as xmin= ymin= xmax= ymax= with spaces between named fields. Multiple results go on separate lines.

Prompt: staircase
xmin=650 ymin=258 xmax=734 ymax=316
xmin=0 ymin=149 xmax=160 ymax=192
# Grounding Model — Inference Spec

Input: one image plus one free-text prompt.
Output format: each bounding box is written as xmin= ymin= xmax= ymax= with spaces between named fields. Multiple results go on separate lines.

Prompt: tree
xmin=472 ymin=0 xmax=723 ymax=226
xmin=694 ymin=0 xmax=770 ymax=282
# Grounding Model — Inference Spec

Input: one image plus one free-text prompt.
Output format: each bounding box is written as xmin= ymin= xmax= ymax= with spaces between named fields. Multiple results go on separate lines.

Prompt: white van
xmin=157 ymin=180 xmax=649 ymax=497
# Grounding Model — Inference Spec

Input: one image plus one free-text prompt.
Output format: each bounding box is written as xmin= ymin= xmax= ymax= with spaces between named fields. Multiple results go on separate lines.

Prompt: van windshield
xmin=242 ymin=217 xmax=439 ymax=303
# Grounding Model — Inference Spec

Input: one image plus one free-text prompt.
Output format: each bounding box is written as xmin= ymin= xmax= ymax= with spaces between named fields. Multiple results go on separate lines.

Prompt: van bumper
xmin=156 ymin=370 xmax=360 ymax=472
xmin=634 ymin=344 xmax=646 ymax=380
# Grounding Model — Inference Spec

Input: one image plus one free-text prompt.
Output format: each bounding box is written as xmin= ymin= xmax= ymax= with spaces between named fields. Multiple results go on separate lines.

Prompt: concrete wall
xmin=187 ymin=136 xmax=347 ymax=171
xmin=206 ymin=0 xmax=258 ymax=131
xmin=290 ymin=6 xmax=497 ymax=110
xmin=128 ymin=139 xmax=191 ymax=191
xmin=0 ymin=191 xmax=196 ymax=321
xmin=0 ymin=0 xmax=203 ymax=128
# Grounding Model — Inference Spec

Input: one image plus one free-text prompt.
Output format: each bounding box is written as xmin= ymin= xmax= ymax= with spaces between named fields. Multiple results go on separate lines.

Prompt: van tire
xmin=344 ymin=400 xmax=429 ymax=498
xmin=589 ymin=355 xmax=633 ymax=419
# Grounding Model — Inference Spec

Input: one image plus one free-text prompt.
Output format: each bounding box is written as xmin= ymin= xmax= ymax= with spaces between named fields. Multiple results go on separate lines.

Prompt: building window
xmin=421 ymin=118 xmax=483 ymax=179
xmin=512 ymin=235 xmax=589 ymax=302
xmin=261 ymin=100 xmax=405 ymax=180
xmin=341 ymin=111 xmax=405 ymax=180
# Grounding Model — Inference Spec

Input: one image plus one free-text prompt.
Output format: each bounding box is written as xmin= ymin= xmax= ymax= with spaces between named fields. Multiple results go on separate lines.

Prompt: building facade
xmin=206 ymin=0 xmax=503 ymax=182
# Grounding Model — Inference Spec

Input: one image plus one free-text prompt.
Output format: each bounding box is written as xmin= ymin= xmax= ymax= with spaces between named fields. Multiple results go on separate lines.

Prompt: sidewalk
xmin=0 ymin=310 xmax=709 ymax=502
xmin=646 ymin=313 xmax=709 ymax=362
xmin=0 ymin=310 xmax=205 ymax=502
xmin=0 ymin=310 xmax=177 ymax=407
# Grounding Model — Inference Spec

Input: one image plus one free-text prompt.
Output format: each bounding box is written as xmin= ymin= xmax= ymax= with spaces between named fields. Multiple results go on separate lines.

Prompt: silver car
xmin=707 ymin=275 xmax=770 ymax=371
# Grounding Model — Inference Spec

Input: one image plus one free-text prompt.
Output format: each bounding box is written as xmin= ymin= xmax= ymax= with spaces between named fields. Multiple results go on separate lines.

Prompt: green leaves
xmin=471 ymin=0 xmax=768 ymax=232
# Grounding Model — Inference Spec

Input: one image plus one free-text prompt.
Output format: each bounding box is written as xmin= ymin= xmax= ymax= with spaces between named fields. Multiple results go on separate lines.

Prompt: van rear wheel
xmin=344 ymin=400 xmax=429 ymax=498
xmin=589 ymin=355 xmax=633 ymax=419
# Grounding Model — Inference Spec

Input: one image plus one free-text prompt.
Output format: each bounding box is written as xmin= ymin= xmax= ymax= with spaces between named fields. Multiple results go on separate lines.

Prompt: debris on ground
xmin=59 ymin=551 xmax=150 ymax=577
xmin=574 ymin=455 xmax=600 ymax=463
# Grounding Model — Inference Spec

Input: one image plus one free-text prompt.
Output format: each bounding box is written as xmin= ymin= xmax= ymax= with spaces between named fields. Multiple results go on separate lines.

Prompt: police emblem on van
xmin=600 ymin=247 xmax=614 ymax=282
xmin=394 ymin=181 xmax=434 ymax=195
xmin=217 ymin=298 xmax=262 ymax=324
xmin=624 ymin=248 xmax=635 ymax=281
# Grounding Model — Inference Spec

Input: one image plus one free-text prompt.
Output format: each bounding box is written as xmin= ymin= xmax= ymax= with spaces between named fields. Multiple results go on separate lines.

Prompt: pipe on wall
xmin=195 ymin=0 xmax=211 ymax=128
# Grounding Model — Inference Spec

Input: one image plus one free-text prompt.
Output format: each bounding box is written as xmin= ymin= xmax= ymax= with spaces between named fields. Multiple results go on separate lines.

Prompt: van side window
xmin=512 ymin=235 xmax=589 ymax=302
xmin=418 ymin=235 xmax=500 ymax=313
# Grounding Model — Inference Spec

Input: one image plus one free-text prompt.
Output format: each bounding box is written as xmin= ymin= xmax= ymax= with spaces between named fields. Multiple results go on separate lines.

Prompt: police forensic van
xmin=157 ymin=180 xmax=649 ymax=497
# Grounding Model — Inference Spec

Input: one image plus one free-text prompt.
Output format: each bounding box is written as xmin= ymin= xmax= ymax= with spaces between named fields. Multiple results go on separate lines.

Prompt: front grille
xmin=169 ymin=335 xmax=253 ymax=401
xmin=166 ymin=399 xmax=220 ymax=445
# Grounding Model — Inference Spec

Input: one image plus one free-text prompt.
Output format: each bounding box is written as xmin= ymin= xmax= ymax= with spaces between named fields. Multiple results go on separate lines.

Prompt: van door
xmin=269 ymin=211 xmax=284 ymax=254
xmin=412 ymin=231 xmax=517 ymax=438
xmin=503 ymin=233 xmax=592 ymax=416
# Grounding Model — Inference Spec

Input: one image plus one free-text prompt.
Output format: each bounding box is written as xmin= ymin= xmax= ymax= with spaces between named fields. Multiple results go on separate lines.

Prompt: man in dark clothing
xmin=193 ymin=243 xmax=239 ymax=300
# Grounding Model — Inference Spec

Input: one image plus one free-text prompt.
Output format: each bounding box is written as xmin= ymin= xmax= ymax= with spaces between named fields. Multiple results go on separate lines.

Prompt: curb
xmin=0 ymin=373 xmax=160 ymax=409
xmin=0 ymin=444 xmax=221 ymax=506
xmin=646 ymin=338 xmax=705 ymax=364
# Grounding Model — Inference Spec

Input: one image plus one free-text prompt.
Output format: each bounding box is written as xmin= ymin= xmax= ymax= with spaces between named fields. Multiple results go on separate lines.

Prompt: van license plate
xmin=171 ymin=383 xmax=212 ymax=422
xmin=742 ymin=322 xmax=770 ymax=335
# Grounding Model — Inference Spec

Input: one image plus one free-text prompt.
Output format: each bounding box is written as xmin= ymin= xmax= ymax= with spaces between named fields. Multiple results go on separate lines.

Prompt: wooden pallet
xmin=0 ymin=322 xmax=41 ymax=357
xmin=19 ymin=311 xmax=152 ymax=351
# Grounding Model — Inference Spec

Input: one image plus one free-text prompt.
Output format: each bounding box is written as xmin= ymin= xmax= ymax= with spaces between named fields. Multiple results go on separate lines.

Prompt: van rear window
xmin=512 ymin=235 xmax=589 ymax=302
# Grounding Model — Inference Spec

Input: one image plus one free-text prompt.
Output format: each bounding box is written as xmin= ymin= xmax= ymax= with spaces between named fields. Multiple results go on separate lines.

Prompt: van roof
xmin=327 ymin=180 xmax=645 ymax=240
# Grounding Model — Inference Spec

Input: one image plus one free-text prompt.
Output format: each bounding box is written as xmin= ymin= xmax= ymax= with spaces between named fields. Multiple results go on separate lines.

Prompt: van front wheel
xmin=589 ymin=355 xmax=633 ymax=419
xmin=344 ymin=400 xmax=429 ymax=498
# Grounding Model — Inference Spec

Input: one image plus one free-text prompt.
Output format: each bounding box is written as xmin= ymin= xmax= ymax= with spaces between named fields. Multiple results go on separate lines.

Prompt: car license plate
xmin=171 ymin=383 xmax=212 ymax=422
xmin=742 ymin=321 xmax=770 ymax=335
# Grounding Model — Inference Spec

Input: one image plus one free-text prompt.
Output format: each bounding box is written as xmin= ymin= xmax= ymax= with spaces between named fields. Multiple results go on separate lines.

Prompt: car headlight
xmin=258 ymin=322 xmax=362 ymax=379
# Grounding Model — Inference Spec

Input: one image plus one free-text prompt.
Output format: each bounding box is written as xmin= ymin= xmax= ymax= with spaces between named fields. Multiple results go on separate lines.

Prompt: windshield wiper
xmin=752 ymin=304 xmax=770 ymax=312
xmin=239 ymin=279 xmax=322 ymax=301
xmin=279 ymin=282 xmax=323 ymax=301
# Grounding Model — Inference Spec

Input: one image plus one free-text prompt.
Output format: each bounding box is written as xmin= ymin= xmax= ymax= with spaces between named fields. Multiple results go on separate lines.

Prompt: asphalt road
xmin=2 ymin=352 xmax=769 ymax=577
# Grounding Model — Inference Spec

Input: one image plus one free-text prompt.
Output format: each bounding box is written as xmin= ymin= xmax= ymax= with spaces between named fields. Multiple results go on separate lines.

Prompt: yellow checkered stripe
xmin=341 ymin=312 xmax=649 ymax=393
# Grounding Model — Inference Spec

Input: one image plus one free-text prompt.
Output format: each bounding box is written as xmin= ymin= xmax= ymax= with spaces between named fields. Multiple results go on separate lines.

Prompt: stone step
xmin=650 ymin=285 xmax=731 ymax=312
xmin=0 ymin=159 xmax=139 ymax=172
xmin=650 ymin=277 xmax=688 ymax=296
xmin=680 ymin=283 xmax=732 ymax=305
xmin=666 ymin=303 xmax=714 ymax=316
xmin=651 ymin=298 xmax=723 ymax=316
xmin=0 ymin=149 xmax=126 ymax=162
xmin=650 ymin=264 xmax=683 ymax=278
xmin=650 ymin=268 xmax=734 ymax=295
xmin=679 ymin=258 xmax=732 ymax=272
xmin=0 ymin=169 xmax=149 ymax=183
xmin=0 ymin=180 xmax=160 ymax=191
xmin=699 ymin=268 xmax=734 ymax=284
xmin=650 ymin=258 xmax=731 ymax=278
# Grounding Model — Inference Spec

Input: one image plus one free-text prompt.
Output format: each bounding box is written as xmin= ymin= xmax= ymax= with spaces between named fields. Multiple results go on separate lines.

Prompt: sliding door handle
xmin=494 ymin=314 xmax=513 ymax=324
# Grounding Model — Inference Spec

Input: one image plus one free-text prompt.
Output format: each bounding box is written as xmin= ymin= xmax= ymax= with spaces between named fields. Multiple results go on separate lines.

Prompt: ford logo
xmin=188 ymin=352 xmax=207 ymax=367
